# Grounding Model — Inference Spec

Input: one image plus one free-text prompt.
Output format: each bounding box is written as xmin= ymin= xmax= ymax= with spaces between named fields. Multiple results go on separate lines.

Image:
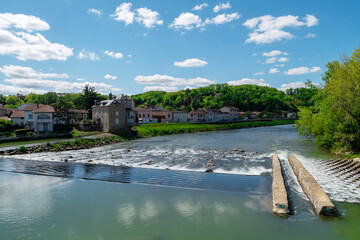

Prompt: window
xmin=148 ymin=114 xmax=150 ymax=117
xmin=116 ymin=118 xmax=119 ymax=125
xmin=168 ymin=114 xmax=170 ymax=118
xmin=116 ymin=111 xmax=119 ymax=116
xmin=38 ymin=114 xmax=50 ymax=119
xmin=29 ymin=114 xmax=33 ymax=119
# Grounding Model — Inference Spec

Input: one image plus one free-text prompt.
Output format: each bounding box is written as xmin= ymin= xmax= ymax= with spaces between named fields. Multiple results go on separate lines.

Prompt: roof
xmin=22 ymin=103 xmax=47 ymax=111
xmin=251 ymin=111 xmax=262 ymax=115
xmin=10 ymin=110 xmax=24 ymax=118
xmin=32 ymin=106 xmax=55 ymax=113
xmin=70 ymin=109 xmax=88 ymax=114
xmin=0 ymin=116 xmax=10 ymax=121
xmin=189 ymin=110 xmax=210 ymax=115
xmin=172 ymin=111 xmax=187 ymax=113
xmin=221 ymin=106 xmax=239 ymax=110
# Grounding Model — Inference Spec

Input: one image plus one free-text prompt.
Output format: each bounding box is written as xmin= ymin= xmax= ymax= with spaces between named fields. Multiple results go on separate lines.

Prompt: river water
xmin=0 ymin=125 xmax=359 ymax=239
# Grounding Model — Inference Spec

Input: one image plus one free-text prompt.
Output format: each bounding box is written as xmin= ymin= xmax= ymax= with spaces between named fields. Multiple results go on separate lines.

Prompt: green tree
xmin=51 ymin=98 xmax=75 ymax=125
xmin=296 ymin=47 xmax=360 ymax=152
xmin=6 ymin=95 xmax=23 ymax=108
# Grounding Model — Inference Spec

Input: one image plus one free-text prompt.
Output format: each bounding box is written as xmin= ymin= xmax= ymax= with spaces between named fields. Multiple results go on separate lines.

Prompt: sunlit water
xmin=1 ymin=125 xmax=360 ymax=239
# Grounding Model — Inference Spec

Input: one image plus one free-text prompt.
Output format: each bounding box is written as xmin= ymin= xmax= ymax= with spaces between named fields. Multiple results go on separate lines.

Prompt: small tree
xmin=51 ymin=98 xmax=75 ymax=126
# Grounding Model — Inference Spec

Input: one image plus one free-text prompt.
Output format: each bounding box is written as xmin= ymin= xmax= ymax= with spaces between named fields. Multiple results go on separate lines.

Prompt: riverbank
xmin=135 ymin=119 xmax=295 ymax=137
xmin=0 ymin=120 xmax=294 ymax=155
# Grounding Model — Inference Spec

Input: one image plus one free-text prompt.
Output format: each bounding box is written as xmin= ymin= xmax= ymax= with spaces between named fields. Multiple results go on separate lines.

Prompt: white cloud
xmin=193 ymin=3 xmax=209 ymax=11
xmin=275 ymin=64 xmax=285 ymax=67
xmin=243 ymin=14 xmax=319 ymax=44
xmin=0 ymin=65 xmax=68 ymax=79
xmin=227 ymin=78 xmax=270 ymax=87
xmin=87 ymin=9 xmax=103 ymax=17
xmin=0 ymin=13 xmax=73 ymax=61
xmin=169 ymin=12 xmax=202 ymax=30
xmin=76 ymin=78 xmax=85 ymax=81
xmin=278 ymin=57 xmax=289 ymax=62
xmin=0 ymin=65 xmax=119 ymax=93
xmin=77 ymin=49 xmax=100 ymax=61
xmin=111 ymin=3 xmax=134 ymax=25
xmin=213 ymin=2 xmax=231 ymax=13
xmin=0 ymin=83 xmax=47 ymax=95
xmin=135 ymin=7 xmax=163 ymax=28
xmin=253 ymin=72 xmax=265 ymax=76
xmin=104 ymin=50 xmax=123 ymax=59
xmin=204 ymin=13 xmax=240 ymax=25
xmin=135 ymin=74 xmax=215 ymax=87
xmin=266 ymin=57 xmax=277 ymax=64
xmin=144 ymin=86 xmax=178 ymax=92
xmin=278 ymin=81 xmax=306 ymax=91
xmin=262 ymin=50 xmax=288 ymax=57
xmin=306 ymin=33 xmax=316 ymax=38
xmin=174 ymin=58 xmax=208 ymax=67
xmin=285 ymin=66 xmax=321 ymax=75
xmin=127 ymin=54 xmax=132 ymax=58
xmin=269 ymin=68 xmax=279 ymax=74
xmin=104 ymin=74 xmax=117 ymax=80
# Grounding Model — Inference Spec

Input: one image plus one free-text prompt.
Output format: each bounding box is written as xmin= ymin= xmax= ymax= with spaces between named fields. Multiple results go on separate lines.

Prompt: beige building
xmin=220 ymin=107 xmax=239 ymax=121
xmin=92 ymin=95 xmax=135 ymax=133
xmin=135 ymin=106 xmax=172 ymax=123
xmin=188 ymin=110 xmax=209 ymax=123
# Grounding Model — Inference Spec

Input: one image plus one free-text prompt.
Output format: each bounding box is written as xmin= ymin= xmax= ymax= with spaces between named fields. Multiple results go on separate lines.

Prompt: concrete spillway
xmin=288 ymin=155 xmax=337 ymax=216
xmin=272 ymin=155 xmax=289 ymax=216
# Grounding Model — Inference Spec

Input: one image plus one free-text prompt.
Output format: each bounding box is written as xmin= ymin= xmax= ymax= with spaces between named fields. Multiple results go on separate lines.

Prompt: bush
xmin=14 ymin=129 xmax=29 ymax=135
xmin=53 ymin=124 xmax=73 ymax=133
xmin=19 ymin=146 xmax=27 ymax=152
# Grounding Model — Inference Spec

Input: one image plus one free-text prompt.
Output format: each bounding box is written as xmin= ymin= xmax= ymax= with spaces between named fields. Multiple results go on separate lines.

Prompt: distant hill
xmin=131 ymin=83 xmax=318 ymax=113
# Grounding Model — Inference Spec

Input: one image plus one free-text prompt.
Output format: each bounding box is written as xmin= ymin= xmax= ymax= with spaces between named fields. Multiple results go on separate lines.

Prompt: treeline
xmin=0 ymin=85 xmax=107 ymax=110
xmin=296 ymin=47 xmax=360 ymax=153
xmin=132 ymin=84 xmax=318 ymax=113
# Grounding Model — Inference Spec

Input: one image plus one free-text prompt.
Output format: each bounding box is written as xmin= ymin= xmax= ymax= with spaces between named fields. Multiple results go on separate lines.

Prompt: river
xmin=0 ymin=125 xmax=359 ymax=239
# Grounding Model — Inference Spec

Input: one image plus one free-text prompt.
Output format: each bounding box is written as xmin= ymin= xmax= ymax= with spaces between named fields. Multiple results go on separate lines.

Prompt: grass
xmin=72 ymin=130 xmax=102 ymax=138
xmin=0 ymin=138 xmax=70 ymax=148
xmin=135 ymin=119 xmax=295 ymax=137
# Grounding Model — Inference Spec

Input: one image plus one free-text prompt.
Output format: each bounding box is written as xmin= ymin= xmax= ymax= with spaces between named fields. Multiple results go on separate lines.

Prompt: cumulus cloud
xmin=266 ymin=57 xmax=277 ymax=64
xmin=278 ymin=81 xmax=306 ymax=91
xmin=227 ymin=78 xmax=270 ymax=87
xmin=104 ymin=50 xmax=123 ymax=59
xmin=269 ymin=68 xmax=279 ymax=74
xmin=278 ymin=57 xmax=289 ymax=62
xmin=77 ymin=49 xmax=100 ymax=61
xmin=285 ymin=66 xmax=321 ymax=75
xmin=213 ymin=2 xmax=231 ymax=13
xmin=135 ymin=7 xmax=163 ymax=28
xmin=253 ymin=72 xmax=265 ymax=76
xmin=193 ymin=3 xmax=209 ymax=11
xmin=111 ymin=3 xmax=134 ymax=25
xmin=0 ymin=65 xmax=120 ymax=93
xmin=169 ymin=12 xmax=202 ymax=30
xmin=0 ymin=13 xmax=73 ymax=61
xmin=111 ymin=3 xmax=163 ymax=28
xmin=104 ymin=74 xmax=117 ymax=80
xmin=174 ymin=58 xmax=208 ymax=67
xmin=204 ymin=13 xmax=240 ymax=25
xmin=262 ymin=50 xmax=288 ymax=57
xmin=243 ymin=14 xmax=319 ymax=44
xmin=143 ymin=86 xmax=178 ymax=92
xmin=135 ymin=74 xmax=215 ymax=87
xmin=306 ymin=33 xmax=316 ymax=38
xmin=87 ymin=9 xmax=103 ymax=17
xmin=0 ymin=83 xmax=47 ymax=95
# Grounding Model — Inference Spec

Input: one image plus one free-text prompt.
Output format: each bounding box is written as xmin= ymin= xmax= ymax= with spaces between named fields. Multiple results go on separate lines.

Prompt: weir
xmin=288 ymin=155 xmax=337 ymax=216
xmin=271 ymin=155 xmax=289 ymax=216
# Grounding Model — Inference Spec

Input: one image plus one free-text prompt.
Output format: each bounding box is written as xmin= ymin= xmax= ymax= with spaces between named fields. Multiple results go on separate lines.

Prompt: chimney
xmin=94 ymin=100 xmax=97 ymax=106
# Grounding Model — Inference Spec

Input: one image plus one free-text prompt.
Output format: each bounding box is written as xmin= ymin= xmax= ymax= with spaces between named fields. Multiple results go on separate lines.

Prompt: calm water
xmin=0 ymin=125 xmax=359 ymax=239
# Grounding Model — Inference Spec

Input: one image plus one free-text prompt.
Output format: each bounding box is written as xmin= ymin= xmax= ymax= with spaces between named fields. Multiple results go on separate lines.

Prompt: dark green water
xmin=0 ymin=125 xmax=359 ymax=239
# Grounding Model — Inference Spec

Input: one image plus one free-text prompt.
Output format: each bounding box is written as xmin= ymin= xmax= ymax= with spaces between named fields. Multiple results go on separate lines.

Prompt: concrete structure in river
xmin=272 ymin=155 xmax=289 ymax=216
xmin=288 ymin=155 xmax=337 ymax=216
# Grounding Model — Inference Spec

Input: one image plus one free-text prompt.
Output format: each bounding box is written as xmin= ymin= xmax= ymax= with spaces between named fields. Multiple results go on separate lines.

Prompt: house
xmin=287 ymin=112 xmax=297 ymax=118
xmin=69 ymin=109 xmax=88 ymax=124
xmin=220 ymin=107 xmax=239 ymax=121
xmin=172 ymin=111 xmax=188 ymax=123
xmin=188 ymin=110 xmax=209 ymax=123
xmin=250 ymin=111 xmax=262 ymax=119
xmin=10 ymin=103 xmax=55 ymax=132
xmin=134 ymin=106 xmax=172 ymax=123
xmin=219 ymin=112 xmax=230 ymax=122
xmin=207 ymin=109 xmax=220 ymax=122
xmin=92 ymin=95 xmax=135 ymax=133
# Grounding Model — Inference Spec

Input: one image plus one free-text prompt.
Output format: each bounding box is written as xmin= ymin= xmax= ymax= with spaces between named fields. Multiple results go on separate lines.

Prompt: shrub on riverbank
xmin=135 ymin=120 xmax=295 ymax=137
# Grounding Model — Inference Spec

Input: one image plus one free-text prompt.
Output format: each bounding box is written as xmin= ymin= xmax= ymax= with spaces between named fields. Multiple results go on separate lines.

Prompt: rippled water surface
xmin=1 ymin=125 xmax=360 ymax=239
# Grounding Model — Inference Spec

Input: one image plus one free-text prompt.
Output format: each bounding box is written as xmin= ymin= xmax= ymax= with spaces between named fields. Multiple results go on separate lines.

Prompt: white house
xmin=172 ymin=111 xmax=188 ymax=123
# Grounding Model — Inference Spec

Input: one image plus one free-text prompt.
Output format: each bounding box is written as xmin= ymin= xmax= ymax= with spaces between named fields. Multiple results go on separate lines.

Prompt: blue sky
xmin=0 ymin=0 xmax=359 ymax=95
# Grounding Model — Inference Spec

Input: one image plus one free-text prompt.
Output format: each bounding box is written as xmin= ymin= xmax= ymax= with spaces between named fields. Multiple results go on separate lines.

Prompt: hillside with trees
xmin=131 ymin=84 xmax=318 ymax=113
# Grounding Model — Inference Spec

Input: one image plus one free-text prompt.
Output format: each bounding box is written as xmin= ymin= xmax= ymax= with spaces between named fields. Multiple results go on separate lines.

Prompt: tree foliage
xmin=296 ymin=47 xmax=360 ymax=152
